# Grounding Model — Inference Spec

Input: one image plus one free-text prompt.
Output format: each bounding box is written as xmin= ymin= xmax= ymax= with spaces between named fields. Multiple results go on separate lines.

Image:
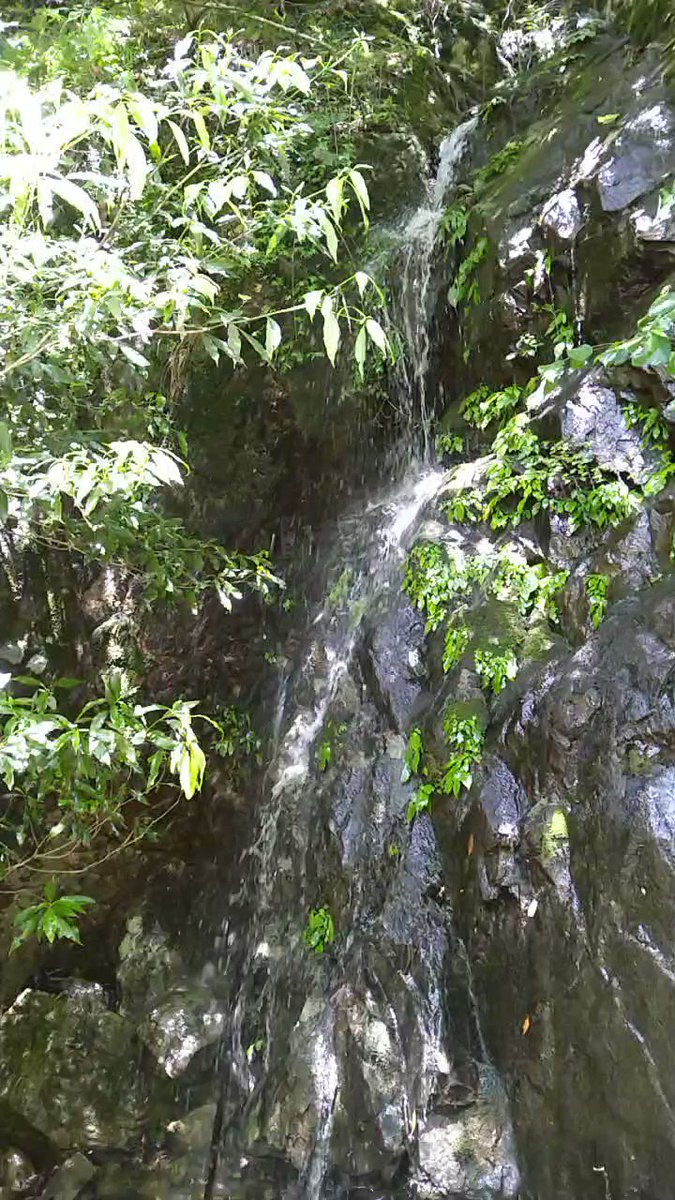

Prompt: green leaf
xmin=192 ymin=111 xmax=210 ymax=150
xmin=354 ymin=325 xmax=367 ymax=380
xmin=119 ymin=344 xmax=151 ymax=369
xmin=124 ymin=130 xmax=148 ymax=200
xmin=348 ymin=168 xmax=370 ymax=226
xmin=321 ymin=309 xmax=341 ymax=364
xmin=49 ymin=178 xmax=101 ymax=230
xmin=167 ymin=119 xmax=190 ymax=166
xmin=128 ymin=92 xmax=158 ymax=145
xmin=303 ymin=290 xmax=323 ymax=320
xmin=365 ymin=318 xmax=388 ymax=355
xmin=568 ymin=344 xmax=594 ymax=367
xmin=318 ymin=212 xmax=338 ymax=262
xmin=252 ymin=170 xmax=276 ymax=196
xmin=265 ymin=318 xmax=282 ymax=359
xmin=325 ymin=176 xmax=343 ymax=225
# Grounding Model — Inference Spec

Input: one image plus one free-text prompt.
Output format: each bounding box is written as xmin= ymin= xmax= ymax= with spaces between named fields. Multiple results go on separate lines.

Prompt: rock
xmin=0 ymin=985 xmax=143 ymax=1153
xmin=24 ymin=652 xmax=48 ymax=675
xmin=0 ymin=640 xmax=25 ymax=665
xmin=165 ymin=1103 xmax=217 ymax=1155
xmin=416 ymin=1098 xmax=520 ymax=1199
xmin=632 ymin=203 xmax=675 ymax=244
xmin=0 ymin=1149 xmax=34 ymax=1192
xmin=448 ymin=580 xmax=675 ymax=1198
xmin=597 ymin=104 xmax=675 ymax=212
xmin=540 ymin=188 xmax=584 ymax=241
xmin=117 ymin=913 xmax=185 ymax=1023
xmin=528 ymin=371 xmax=655 ymax=483
xmin=140 ymin=988 xmax=226 ymax=1078
xmin=263 ymin=997 xmax=337 ymax=1172
xmin=498 ymin=222 xmax=536 ymax=269
xmin=664 ymin=397 xmax=675 ymax=424
xmin=43 ymin=1154 xmax=96 ymax=1200
xmin=365 ymin=595 xmax=426 ymax=729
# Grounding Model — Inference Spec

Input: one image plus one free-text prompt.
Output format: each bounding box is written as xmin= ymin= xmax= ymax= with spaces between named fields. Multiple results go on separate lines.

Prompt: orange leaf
xmin=521 ymin=1015 xmax=531 ymax=1036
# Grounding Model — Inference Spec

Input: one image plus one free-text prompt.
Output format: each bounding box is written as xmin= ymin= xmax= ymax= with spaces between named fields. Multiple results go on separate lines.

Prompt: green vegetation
xmin=0 ymin=0 xmax=447 ymax=942
xmin=444 ymin=415 xmax=641 ymax=532
xmin=586 ymin=573 xmax=610 ymax=628
xmin=474 ymin=647 xmax=518 ymax=695
xmin=436 ymin=432 xmax=464 ymax=458
xmin=461 ymin=383 xmax=525 ymax=431
xmin=304 ymin=906 xmax=335 ymax=954
xmin=474 ymin=138 xmax=527 ymax=191
xmin=403 ymin=707 xmax=485 ymax=821
xmin=541 ymin=808 xmax=569 ymax=861
xmin=447 ymin=236 xmax=488 ymax=310
xmin=11 ymin=882 xmax=95 ymax=951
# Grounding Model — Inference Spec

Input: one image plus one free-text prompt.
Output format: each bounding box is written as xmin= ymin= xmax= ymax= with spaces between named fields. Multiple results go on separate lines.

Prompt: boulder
xmin=42 ymin=1154 xmax=96 ymax=1200
xmin=597 ymin=104 xmax=675 ymax=212
xmin=540 ymin=188 xmax=585 ymax=241
xmin=450 ymin=580 xmax=675 ymax=1199
xmin=117 ymin=913 xmax=185 ymax=1024
xmin=528 ymin=371 xmax=655 ymax=483
xmin=416 ymin=1100 xmax=520 ymax=1199
xmin=0 ymin=985 xmax=143 ymax=1154
xmin=140 ymin=987 xmax=226 ymax=1079
xmin=365 ymin=595 xmax=426 ymax=730
xmin=0 ymin=1149 xmax=34 ymax=1195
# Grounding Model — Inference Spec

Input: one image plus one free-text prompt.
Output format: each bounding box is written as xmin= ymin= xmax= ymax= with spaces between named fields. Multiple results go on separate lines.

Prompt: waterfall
xmin=395 ymin=116 xmax=478 ymax=447
xmin=203 ymin=116 xmax=499 ymax=1200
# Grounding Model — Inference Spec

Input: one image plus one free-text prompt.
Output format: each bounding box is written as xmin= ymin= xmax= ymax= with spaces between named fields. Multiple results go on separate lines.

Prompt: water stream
xmin=203 ymin=117 xmax=492 ymax=1199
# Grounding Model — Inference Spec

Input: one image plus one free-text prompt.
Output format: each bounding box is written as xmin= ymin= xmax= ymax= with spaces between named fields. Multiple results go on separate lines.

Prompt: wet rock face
xmin=444 ymin=581 xmax=675 ymax=1200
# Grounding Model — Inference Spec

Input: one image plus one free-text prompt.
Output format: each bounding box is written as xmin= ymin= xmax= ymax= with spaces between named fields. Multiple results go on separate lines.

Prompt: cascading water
xmin=203 ymin=116 xmax=518 ymax=1200
xmin=395 ymin=116 xmax=477 ymax=444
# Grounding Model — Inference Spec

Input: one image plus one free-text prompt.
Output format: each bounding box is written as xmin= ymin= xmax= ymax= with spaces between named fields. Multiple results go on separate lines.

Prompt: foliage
xmin=624 ymin=401 xmax=670 ymax=451
xmin=407 ymin=782 xmax=435 ymax=822
xmin=443 ymin=624 xmax=471 ymax=672
xmin=11 ymin=881 xmax=95 ymax=951
xmin=317 ymin=719 xmax=348 ymax=772
xmin=436 ymin=431 xmax=464 ymax=458
xmin=403 ymin=706 xmax=485 ymax=820
xmin=439 ymin=708 xmax=485 ymax=797
xmin=403 ymin=542 xmax=463 ymax=631
xmin=439 ymin=204 xmax=469 ymax=249
xmin=304 ymin=906 xmax=334 ymax=954
xmin=0 ymin=0 xmax=418 ymax=931
xmin=405 ymin=539 xmax=568 ymax=638
xmin=474 ymin=139 xmax=526 ymax=191
xmin=445 ymin=415 xmax=641 ymax=532
xmin=586 ymin=573 xmax=610 ymax=628
xmin=447 ymin=235 xmax=488 ymax=309
xmin=541 ymin=286 xmax=675 ymax=390
xmin=0 ymin=669 xmax=225 ymax=900
xmin=474 ymin=646 xmax=518 ymax=694
xmin=461 ymin=383 xmax=523 ymax=430
xmin=402 ymin=726 xmax=424 ymax=782
xmin=541 ymin=807 xmax=569 ymax=861
xmin=213 ymin=706 xmax=261 ymax=760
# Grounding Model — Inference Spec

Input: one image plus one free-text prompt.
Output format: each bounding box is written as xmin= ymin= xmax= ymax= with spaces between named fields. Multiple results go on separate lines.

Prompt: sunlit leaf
xmin=365 ymin=318 xmax=388 ymax=354
xmin=303 ymin=290 xmax=323 ymax=320
xmin=265 ymin=317 xmax=282 ymax=358
xmin=167 ymin=119 xmax=190 ymax=165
